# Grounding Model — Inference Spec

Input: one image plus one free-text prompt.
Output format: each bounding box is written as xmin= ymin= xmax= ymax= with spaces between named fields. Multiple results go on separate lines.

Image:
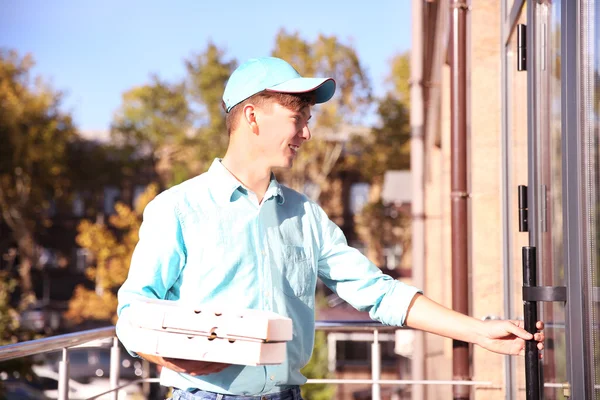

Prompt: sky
xmin=1 ymin=1 xmax=412 ymax=132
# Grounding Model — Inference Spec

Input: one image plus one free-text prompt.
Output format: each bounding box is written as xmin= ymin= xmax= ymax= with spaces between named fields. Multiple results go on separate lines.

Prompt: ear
xmin=242 ymin=104 xmax=259 ymax=135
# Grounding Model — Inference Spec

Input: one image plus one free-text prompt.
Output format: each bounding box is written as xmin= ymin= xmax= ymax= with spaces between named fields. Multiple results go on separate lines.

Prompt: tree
xmin=0 ymin=50 xmax=77 ymax=307
xmin=348 ymin=53 xmax=412 ymax=266
xmin=347 ymin=94 xmax=411 ymax=178
xmin=111 ymin=43 xmax=237 ymax=187
xmin=184 ymin=42 xmax=237 ymax=175
xmin=111 ymin=76 xmax=192 ymax=188
xmin=300 ymin=293 xmax=335 ymax=400
xmin=65 ymin=184 xmax=158 ymax=324
xmin=0 ymin=268 xmax=38 ymax=397
xmin=271 ymin=30 xmax=373 ymax=204
xmin=300 ymin=330 xmax=334 ymax=400
xmin=387 ymin=51 xmax=411 ymax=107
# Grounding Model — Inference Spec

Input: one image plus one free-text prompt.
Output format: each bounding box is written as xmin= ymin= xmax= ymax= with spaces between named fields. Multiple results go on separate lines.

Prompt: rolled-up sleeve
xmin=116 ymin=191 xmax=187 ymax=353
xmin=313 ymin=203 xmax=422 ymax=327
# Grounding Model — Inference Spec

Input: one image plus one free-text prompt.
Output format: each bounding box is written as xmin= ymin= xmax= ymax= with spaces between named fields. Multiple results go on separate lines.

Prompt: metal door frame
xmin=526 ymin=0 xmax=591 ymax=398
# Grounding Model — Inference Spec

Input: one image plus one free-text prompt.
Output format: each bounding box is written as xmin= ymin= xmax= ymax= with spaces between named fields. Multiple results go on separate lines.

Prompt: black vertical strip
xmin=519 ymin=185 xmax=529 ymax=232
xmin=523 ymin=246 xmax=540 ymax=400
xmin=518 ymin=24 xmax=527 ymax=71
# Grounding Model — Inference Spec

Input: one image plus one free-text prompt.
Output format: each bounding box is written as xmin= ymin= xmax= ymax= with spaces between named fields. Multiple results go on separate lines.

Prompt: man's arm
xmin=405 ymin=293 xmax=544 ymax=355
xmin=116 ymin=193 xmax=186 ymax=352
xmin=116 ymin=192 xmax=230 ymax=374
xmin=312 ymin=202 xmax=544 ymax=355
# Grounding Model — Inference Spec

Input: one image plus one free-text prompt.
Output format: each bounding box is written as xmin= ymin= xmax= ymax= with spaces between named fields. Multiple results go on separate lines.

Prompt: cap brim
xmin=266 ymin=77 xmax=336 ymax=104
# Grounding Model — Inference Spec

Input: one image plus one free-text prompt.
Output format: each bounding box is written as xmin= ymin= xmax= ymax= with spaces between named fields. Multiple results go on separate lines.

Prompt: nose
xmin=301 ymin=124 xmax=311 ymax=141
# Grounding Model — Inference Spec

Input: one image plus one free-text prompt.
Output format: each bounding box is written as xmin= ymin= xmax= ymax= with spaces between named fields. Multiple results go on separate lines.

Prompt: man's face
xmin=255 ymin=102 xmax=312 ymax=169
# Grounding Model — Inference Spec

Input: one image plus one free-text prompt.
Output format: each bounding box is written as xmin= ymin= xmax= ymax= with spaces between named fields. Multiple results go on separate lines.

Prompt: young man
xmin=116 ymin=57 xmax=544 ymax=400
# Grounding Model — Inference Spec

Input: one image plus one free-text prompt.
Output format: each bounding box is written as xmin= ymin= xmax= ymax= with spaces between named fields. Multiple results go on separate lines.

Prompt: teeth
xmin=289 ymin=145 xmax=299 ymax=152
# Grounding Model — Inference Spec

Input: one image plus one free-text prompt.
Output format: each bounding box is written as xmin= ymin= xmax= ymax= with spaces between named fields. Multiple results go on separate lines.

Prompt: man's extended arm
xmin=405 ymin=293 xmax=544 ymax=355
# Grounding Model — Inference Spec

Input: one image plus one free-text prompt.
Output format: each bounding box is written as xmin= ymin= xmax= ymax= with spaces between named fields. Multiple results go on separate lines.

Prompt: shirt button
xmin=265 ymin=291 xmax=270 ymax=297
xmin=270 ymin=375 xmax=275 ymax=380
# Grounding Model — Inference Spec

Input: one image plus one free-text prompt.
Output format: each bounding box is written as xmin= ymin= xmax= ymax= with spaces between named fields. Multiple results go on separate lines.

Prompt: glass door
xmin=530 ymin=1 xmax=568 ymax=398
xmin=527 ymin=0 xmax=600 ymax=398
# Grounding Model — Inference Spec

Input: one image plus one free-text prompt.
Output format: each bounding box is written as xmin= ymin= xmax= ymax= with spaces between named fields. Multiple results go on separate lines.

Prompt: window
xmin=383 ymin=244 xmax=403 ymax=270
xmin=335 ymin=339 xmax=399 ymax=369
xmin=103 ymin=186 xmax=120 ymax=215
xmin=75 ymin=248 xmax=90 ymax=273
xmin=349 ymin=183 xmax=370 ymax=215
xmin=72 ymin=192 xmax=84 ymax=217
xmin=132 ymin=185 xmax=147 ymax=208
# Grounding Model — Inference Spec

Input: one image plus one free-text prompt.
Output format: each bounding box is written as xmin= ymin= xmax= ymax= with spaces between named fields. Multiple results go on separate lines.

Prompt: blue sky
xmin=1 ymin=1 xmax=412 ymax=131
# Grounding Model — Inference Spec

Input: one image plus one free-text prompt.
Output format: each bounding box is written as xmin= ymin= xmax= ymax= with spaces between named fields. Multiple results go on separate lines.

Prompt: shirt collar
xmin=208 ymin=159 xmax=285 ymax=204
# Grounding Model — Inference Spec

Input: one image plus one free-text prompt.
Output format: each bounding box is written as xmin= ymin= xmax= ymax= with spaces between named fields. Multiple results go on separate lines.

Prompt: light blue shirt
xmin=116 ymin=159 xmax=421 ymax=395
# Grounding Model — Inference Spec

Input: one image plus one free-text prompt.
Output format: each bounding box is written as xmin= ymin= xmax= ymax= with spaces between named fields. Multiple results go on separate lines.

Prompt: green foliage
xmin=0 ymin=271 xmax=35 ymax=396
xmin=0 ymin=50 xmax=76 ymax=205
xmin=111 ymin=43 xmax=237 ymax=187
xmin=66 ymin=185 xmax=159 ymax=324
xmin=349 ymin=52 xmax=411 ymax=265
xmin=0 ymin=272 xmax=21 ymax=345
xmin=111 ymin=75 xmax=192 ymax=187
xmin=300 ymin=292 xmax=334 ymax=400
xmin=112 ymin=76 xmax=191 ymax=149
xmin=356 ymin=200 xmax=410 ymax=265
xmin=271 ymin=30 xmax=372 ymax=199
xmin=387 ymin=51 xmax=411 ymax=107
xmin=0 ymin=50 xmax=77 ymax=304
xmin=347 ymin=94 xmax=411 ymax=180
xmin=272 ymin=29 xmax=372 ymax=127
xmin=346 ymin=52 xmax=411 ymax=179
xmin=185 ymin=42 xmax=237 ymax=174
xmin=300 ymin=330 xmax=334 ymax=400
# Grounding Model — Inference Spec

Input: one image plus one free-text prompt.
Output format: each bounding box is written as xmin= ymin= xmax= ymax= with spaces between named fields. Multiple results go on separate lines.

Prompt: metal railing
xmin=0 ymin=321 xmax=495 ymax=400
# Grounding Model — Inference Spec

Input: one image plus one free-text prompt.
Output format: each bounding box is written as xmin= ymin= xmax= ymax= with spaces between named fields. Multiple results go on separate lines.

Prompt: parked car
xmin=31 ymin=365 xmax=141 ymax=400
xmin=20 ymin=306 xmax=63 ymax=335
xmin=2 ymin=379 xmax=50 ymax=400
xmin=42 ymin=345 xmax=144 ymax=383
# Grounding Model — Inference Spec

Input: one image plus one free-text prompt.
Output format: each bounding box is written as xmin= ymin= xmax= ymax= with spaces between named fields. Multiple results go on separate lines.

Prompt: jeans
xmin=171 ymin=386 xmax=303 ymax=400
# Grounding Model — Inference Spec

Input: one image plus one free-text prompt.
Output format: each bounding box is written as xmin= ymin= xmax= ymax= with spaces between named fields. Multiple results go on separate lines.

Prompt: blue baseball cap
xmin=222 ymin=57 xmax=336 ymax=113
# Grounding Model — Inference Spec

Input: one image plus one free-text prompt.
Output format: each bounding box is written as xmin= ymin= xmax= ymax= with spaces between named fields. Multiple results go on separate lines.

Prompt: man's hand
xmin=138 ymin=352 xmax=231 ymax=376
xmin=405 ymin=294 xmax=546 ymax=357
xmin=477 ymin=320 xmax=545 ymax=356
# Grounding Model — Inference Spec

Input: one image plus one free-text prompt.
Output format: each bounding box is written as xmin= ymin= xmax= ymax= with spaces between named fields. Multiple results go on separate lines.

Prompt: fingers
xmin=189 ymin=362 xmax=229 ymax=376
xmin=506 ymin=321 xmax=534 ymax=341
xmin=534 ymin=331 xmax=544 ymax=342
xmin=536 ymin=321 xmax=544 ymax=330
xmin=162 ymin=358 xmax=187 ymax=373
xmin=511 ymin=319 xmax=525 ymax=329
xmin=537 ymin=341 xmax=544 ymax=351
xmin=511 ymin=320 xmax=544 ymax=340
xmin=162 ymin=358 xmax=230 ymax=376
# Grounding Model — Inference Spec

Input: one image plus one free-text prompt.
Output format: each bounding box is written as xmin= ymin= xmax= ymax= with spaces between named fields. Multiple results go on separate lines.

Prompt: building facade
xmin=411 ymin=0 xmax=600 ymax=399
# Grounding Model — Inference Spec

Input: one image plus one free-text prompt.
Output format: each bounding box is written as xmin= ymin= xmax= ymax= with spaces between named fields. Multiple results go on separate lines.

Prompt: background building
xmin=411 ymin=0 xmax=600 ymax=399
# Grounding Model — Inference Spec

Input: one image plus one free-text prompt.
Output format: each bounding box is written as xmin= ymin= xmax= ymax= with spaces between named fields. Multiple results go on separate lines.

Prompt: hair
xmin=223 ymin=90 xmax=316 ymax=135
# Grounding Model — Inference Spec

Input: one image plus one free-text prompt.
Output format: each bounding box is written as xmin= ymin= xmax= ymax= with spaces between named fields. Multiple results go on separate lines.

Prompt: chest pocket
xmin=278 ymin=245 xmax=314 ymax=299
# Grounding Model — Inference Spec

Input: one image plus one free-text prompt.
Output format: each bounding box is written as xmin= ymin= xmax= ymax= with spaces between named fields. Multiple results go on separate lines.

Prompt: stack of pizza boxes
xmin=126 ymin=298 xmax=293 ymax=366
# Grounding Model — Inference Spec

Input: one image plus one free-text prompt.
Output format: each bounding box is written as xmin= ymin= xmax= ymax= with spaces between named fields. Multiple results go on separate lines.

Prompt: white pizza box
xmin=127 ymin=327 xmax=287 ymax=365
xmin=125 ymin=298 xmax=293 ymax=365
